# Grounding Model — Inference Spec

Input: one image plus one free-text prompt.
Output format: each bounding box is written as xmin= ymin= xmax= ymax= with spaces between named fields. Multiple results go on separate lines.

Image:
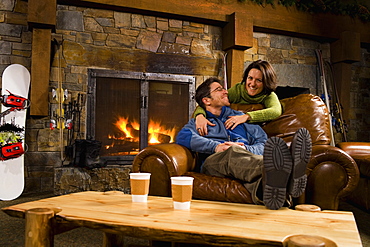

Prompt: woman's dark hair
xmin=195 ymin=77 xmax=223 ymax=109
xmin=242 ymin=60 xmax=277 ymax=95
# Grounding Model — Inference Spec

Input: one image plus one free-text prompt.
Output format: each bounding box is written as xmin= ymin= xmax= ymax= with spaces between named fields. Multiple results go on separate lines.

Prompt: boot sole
xmin=289 ymin=128 xmax=312 ymax=198
xmin=263 ymin=137 xmax=292 ymax=210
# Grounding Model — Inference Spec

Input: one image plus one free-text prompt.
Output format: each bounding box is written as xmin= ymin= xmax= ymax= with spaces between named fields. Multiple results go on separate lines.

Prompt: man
xmin=176 ymin=77 xmax=312 ymax=210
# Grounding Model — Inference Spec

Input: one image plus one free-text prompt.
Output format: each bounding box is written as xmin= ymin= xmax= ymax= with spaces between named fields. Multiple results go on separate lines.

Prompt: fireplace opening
xmin=87 ymin=69 xmax=195 ymax=165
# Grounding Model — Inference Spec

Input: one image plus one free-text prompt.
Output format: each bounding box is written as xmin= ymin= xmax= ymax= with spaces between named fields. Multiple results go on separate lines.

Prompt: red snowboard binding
xmin=0 ymin=91 xmax=30 ymax=109
xmin=0 ymin=142 xmax=24 ymax=161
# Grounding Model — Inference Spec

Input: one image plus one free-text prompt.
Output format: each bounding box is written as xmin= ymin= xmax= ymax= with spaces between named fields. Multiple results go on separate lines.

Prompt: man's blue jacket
xmin=176 ymin=106 xmax=267 ymax=156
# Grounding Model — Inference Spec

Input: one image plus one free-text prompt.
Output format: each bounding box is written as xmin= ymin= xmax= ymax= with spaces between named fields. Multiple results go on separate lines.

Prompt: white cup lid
xmin=130 ymin=173 xmax=151 ymax=179
xmin=171 ymin=176 xmax=194 ymax=185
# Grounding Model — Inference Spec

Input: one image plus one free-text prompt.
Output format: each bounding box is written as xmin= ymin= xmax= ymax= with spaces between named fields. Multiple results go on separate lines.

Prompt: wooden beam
xmin=331 ymin=31 xmax=361 ymax=63
xmin=28 ymin=0 xmax=57 ymax=28
xmin=222 ymin=12 xmax=253 ymax=50
xmin=58 ymin=0 xmax=370 ymax=44
xmin=30 ymin=29 xmax=51 ymax=116
xmin=222 ymin=12 xmax=252 ymax=88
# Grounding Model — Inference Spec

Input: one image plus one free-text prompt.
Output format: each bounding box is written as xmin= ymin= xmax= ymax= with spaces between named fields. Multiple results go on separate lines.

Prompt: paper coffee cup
xmin=130 ymin=173 xmax=151 ymax=202
xmin=171 ymin=176 xmax=194 ymax=210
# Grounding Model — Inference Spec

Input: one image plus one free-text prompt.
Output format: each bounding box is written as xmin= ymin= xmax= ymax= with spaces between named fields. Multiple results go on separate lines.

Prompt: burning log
xmin=149 ymin=133 xmax=171 ymax=144
xmin=158 ymin=133 xmax=171 ymax=143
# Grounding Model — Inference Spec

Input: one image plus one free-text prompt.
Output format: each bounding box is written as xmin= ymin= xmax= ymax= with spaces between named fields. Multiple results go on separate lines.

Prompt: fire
xmin=148 ymin=119 xmax=177 ymax=144
xmin=115 ymin=117 xmax=135 ymax=138
xmin=104 ymin=116 xmax=178 ymax=155
xmin=112 ymin=116 xmax=176 ymax=144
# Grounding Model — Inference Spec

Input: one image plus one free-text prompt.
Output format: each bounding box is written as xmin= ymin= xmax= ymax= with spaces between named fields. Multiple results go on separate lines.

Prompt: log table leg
xmin=283 ymin=205 xmax=336 ymax=247
xmin=103 ymin=233 xmax=125 ymax=247
xmin=25 ymin=208 xmax=55 ymax=247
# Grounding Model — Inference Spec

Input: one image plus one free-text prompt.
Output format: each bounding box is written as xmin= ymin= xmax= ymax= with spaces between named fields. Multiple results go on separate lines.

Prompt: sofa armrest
xmin=132 ymin=143 xmax=196 ymax=197
xmin=302 ymin=145 xmax=359 ymax=210
xmin=336 ymin=142 xmax=370 ymax=157
xmin=337 ymin=142 xmax=370 ymax=179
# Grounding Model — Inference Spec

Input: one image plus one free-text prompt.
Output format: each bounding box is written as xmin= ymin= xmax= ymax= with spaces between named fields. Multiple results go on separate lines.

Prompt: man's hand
xmin=224 ymin=114 xmax=251 ymax=130
xmin=196 ymin=114 xmax=216 ymax=136
xmin=215 ymin=142 xmax=246 ymax=152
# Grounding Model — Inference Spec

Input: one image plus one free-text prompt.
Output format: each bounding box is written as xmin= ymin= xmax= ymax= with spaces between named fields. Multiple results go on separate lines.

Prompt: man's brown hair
xmin=195 ymin=77 xmax=223 ymax=109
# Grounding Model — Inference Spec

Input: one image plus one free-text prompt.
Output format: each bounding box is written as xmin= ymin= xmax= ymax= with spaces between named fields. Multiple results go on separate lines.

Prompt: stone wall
xmin=0 ymin=0 xmax=30 ymax=71
xmin=245 ymin=33 xmax=330 ymax=96
xmin=1 ymin=0 xmax=369 ymax=195
xmin=54 ymin=166 xmax=131 ymax=195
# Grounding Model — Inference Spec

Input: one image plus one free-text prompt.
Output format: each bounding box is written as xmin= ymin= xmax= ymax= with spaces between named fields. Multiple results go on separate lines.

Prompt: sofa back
xmin=231 ymin=94 xmax=331 ymax=146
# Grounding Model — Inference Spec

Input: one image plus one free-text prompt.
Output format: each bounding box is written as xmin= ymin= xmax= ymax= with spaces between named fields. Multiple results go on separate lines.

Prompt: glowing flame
xmin=115 ymin=117 xmax=134 ymax=138
xmin=148 ymin=119 xmax=177 ymax=144
xmin=112 ymin=117 xmax=176 ymax=144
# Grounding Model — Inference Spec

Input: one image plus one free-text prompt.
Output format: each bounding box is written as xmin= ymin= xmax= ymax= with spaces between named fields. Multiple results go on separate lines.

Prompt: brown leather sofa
xmin=336 ymin=142 xmax=370 ymax=211
xmin=132 ymin=94 xmax=359 ymax=210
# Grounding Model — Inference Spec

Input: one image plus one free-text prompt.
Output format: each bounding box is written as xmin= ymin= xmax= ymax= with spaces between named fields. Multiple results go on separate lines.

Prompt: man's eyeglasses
xmin=207 ymin=86 xmax=226 ymax=97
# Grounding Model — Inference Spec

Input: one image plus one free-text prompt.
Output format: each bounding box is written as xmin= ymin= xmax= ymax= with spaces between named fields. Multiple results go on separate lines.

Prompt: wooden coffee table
xmin=2 ymin=191 xmax=362 ymax=247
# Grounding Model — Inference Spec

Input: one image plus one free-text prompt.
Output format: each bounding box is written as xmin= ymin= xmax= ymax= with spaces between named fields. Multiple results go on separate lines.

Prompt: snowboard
xmin=0 ymin=64 xmax=30 ymax=201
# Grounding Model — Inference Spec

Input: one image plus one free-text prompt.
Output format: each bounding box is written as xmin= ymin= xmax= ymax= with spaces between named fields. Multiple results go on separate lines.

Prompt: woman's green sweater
xmin=194 ymin=81 xmax=282 ymax=123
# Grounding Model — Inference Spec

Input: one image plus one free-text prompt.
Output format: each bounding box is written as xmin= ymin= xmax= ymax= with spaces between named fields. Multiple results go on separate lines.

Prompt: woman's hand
xmin=195 ymin=114 xmax=215 ymax=136
xmin=215 ymin=143 xmax=230 ymax=152
xmin=225 ymin=114 xmax=251 ymax=130
xmin=215 ymin=142 xmax=246 ymax=152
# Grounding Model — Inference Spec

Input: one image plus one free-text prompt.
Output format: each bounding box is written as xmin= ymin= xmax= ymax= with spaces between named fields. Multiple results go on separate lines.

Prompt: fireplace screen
xmin=87 ymin=69 xmax=195 ymax=164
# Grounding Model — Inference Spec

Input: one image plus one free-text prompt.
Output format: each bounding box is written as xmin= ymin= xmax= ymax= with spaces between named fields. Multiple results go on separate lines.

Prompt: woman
xmin=195 ymin=60 xmax=282 ymax=136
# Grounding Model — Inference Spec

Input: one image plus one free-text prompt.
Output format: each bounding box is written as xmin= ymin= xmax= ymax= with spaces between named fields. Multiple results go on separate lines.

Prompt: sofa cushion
xmin=230 ymin=94 xmax=331 ymax=146
xmin=185 ymin=172 xmax=254 ymax=204
xmin=263 ymin=94 xmax=331 ymax=146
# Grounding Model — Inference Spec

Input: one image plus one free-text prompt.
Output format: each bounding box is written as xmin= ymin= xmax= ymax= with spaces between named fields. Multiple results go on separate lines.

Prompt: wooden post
xmin=30 ymin=28 xmax=52 ymax=116
xmin=226 ymin=49 xmax=245 ymax=86
xmin=331 ymin=62 xmax=352 ymax=121
xmin=25 ymin=208 xmax=55 ymax=247
xmin=222 ymin=12 xmax=253 ymax=87
xmin=103 ymin=233 xmax=125 ymax=247
xmin=330 ymin=31 xmax=361 ymax=122
xmin=27 ymin=0 xmax=56 ymax=116
xmin=295 ymin=204 xmax=321 ymax=212
xmin=285 ymin=235 xmax=327 ymax=247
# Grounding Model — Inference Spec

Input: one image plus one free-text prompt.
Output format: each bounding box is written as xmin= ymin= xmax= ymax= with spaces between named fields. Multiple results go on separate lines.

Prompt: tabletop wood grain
xmin=2 ymin=191 xmax=362 ymax=247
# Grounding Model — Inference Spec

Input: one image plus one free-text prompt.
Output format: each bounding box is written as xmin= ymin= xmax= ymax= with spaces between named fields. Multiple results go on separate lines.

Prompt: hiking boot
xmin=263 ymin=136 xmax=293 ymax=210
xmin=288 ymin=128 xmax=312 ymax=198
